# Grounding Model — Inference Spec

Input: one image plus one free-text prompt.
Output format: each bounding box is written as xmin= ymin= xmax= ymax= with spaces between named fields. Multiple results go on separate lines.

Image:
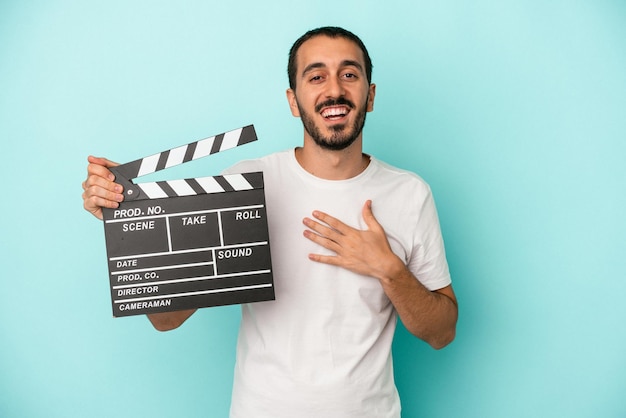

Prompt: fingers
xmin=302 ymin=218 xmax=342 ymax=253
xmin=307 ymin=252 xmax=342 ymax=266
xmin=86 ymin=157 xmax=118 ymax=183
xmin=302 ymin=201 xmax=385 ymax=255
xmin=87 ymin=155 xmax=119 ymax=169
xmin=305 ymin=201 xmax=379 ymax=236
xmin=302 ymin=201 xmax=396 ymax=278
xmin=303 ymin=215 xmax=341 ymax=238
xmin=302 ymin=207 xmax=363 ymax=258
xmin=82 ymin=155 xmax=124 ymax=220
xmin=82 ymin=190 xmax=122 ymax=220
xmin=307 ymin=210 xmax=349 ymax=234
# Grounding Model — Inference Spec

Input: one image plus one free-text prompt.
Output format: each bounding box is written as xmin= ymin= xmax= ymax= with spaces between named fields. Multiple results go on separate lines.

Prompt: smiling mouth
xmin=321 ymin=106 xmax=349 ymax=121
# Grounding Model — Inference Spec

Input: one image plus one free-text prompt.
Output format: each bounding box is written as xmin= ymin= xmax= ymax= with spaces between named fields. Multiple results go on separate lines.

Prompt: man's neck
xmin=295 ymin=138 xmax=370 ymax=180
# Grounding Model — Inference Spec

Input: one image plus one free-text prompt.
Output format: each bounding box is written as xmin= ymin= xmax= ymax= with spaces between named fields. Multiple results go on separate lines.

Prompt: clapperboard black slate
xmin=101 ymin=125 xmax=274 ymax=317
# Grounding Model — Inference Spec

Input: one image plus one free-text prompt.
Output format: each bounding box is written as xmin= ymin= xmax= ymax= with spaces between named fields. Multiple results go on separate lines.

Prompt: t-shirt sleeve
xmin=221 ymin=159 xmax=264 ymax=176
xmin=408 ymin=188 xmax=452 ymax=291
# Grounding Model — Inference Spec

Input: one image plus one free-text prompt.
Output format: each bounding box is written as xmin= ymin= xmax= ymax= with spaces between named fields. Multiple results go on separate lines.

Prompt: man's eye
xmin=343 ymin=73 xmax=357 ymax=79
xmin=310 ymin=75 xmax=323 ymax=82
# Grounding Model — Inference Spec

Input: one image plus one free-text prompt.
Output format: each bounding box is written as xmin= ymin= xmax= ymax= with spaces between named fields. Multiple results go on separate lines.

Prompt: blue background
xmin=1 ymin=1 xmax=625 ymax=417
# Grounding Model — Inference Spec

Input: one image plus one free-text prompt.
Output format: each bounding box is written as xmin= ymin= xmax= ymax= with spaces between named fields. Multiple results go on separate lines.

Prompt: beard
xmin=297 ymin=96 xmax=368 ymax=151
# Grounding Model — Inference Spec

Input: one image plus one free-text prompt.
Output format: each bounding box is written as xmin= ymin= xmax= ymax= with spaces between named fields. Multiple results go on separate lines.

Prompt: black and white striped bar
xmin=111 ymin=125 xmax=257 ymax=187
xmin=137 ymin=173 xmax=256 ymax=199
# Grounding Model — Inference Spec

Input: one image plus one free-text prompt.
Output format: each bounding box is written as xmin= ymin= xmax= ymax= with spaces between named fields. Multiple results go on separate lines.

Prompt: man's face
xmin=287 ymin=35 xmax=376 ymax=151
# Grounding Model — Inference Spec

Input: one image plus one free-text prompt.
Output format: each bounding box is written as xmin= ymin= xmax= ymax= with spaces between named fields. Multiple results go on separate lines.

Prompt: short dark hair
xmin=287 ymin=26 xmax=373 ymax=90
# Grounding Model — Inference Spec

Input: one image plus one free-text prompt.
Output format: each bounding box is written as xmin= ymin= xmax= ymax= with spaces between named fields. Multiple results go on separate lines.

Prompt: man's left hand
xmin=302 ymin=200 xmax=404 ymax=280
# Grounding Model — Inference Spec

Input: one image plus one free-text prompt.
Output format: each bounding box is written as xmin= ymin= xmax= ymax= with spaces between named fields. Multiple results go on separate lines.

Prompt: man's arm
xmin=374 ymin=264 xmax=457 ymax=349
xmin=82 ymin=156 xmax=198 ymax=331
xmin=302 ymin=200 xmax=457 ymax=349
xmin=148 ymin=309 xmax=197 ymax=331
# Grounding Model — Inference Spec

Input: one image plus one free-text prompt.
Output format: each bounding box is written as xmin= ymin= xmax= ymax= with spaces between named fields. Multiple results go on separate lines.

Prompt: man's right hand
xmin=82 ymin=156 xmax=197 ymax=331
xmin=81 ymin=155 xmax=124 ymax=220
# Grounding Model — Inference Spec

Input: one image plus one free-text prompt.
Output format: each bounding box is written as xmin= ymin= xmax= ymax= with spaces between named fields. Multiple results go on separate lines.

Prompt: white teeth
xmin=322 ymin=107 xmax=348 ymax=118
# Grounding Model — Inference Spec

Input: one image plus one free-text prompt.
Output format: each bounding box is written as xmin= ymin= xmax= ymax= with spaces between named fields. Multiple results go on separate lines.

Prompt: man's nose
xmin=325 ymin=76 xmax=345 ymax=98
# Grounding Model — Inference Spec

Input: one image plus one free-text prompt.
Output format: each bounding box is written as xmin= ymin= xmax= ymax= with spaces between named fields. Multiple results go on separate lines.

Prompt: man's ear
xmin=286 ymin=88 xmax=301 ymax=117
xmin=366 ymin=83 xmax=376 ymax=112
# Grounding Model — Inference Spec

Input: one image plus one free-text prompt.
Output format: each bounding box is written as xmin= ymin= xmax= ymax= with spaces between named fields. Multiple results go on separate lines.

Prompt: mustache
xmin=315 ymin=97 xmax=355 ymax=113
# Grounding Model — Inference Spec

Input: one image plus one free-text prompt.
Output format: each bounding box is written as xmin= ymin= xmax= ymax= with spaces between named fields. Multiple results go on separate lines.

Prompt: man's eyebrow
xmin=301 ymin=60 xmax=365 ymax=77
xmin=302 ymin=62 xmax=326 ymax=76
xmin=340 ymin=60 xmax=364 ymax=73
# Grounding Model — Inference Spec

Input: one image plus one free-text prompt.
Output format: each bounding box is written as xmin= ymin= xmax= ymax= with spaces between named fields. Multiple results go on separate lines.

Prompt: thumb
xmin=362 ymin=200 xmax=382 ymax=231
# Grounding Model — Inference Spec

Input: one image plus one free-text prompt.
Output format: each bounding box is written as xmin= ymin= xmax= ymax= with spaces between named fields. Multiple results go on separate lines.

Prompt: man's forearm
xmin=147 ymin=309 xmax=197 ymax=331
xmin=379 ymin=259 xmax=457 ymax=349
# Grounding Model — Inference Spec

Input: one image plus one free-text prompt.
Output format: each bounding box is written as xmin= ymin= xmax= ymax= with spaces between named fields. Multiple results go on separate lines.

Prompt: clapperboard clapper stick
xmin=101 ymin=124 xmax=274 ymax=317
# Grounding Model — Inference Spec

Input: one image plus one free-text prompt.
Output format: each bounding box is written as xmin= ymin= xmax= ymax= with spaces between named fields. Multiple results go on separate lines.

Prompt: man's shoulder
xmin=370 ymin=157 xmax=431 ymax=192
xmin=222 ymin=149 xmax=292 ymax=175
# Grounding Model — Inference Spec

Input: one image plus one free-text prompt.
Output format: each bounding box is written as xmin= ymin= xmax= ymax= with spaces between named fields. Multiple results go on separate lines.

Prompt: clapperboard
xmin=102 ymin=125 xmax=274 ymax=317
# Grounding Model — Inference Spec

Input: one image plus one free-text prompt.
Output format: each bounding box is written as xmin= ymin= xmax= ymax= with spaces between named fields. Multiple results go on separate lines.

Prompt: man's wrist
xmin=377 ymin=254 xmax=408 ymax=285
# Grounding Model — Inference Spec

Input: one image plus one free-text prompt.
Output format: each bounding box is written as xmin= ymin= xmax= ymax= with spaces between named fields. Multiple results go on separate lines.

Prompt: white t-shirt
xmin=224 ymin=149 xmax=451 ymax=418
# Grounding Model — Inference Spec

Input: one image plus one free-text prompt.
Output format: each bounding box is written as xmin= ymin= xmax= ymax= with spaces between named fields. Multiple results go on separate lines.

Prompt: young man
xmin=82 ymin=26 xmax=457 ymax=418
